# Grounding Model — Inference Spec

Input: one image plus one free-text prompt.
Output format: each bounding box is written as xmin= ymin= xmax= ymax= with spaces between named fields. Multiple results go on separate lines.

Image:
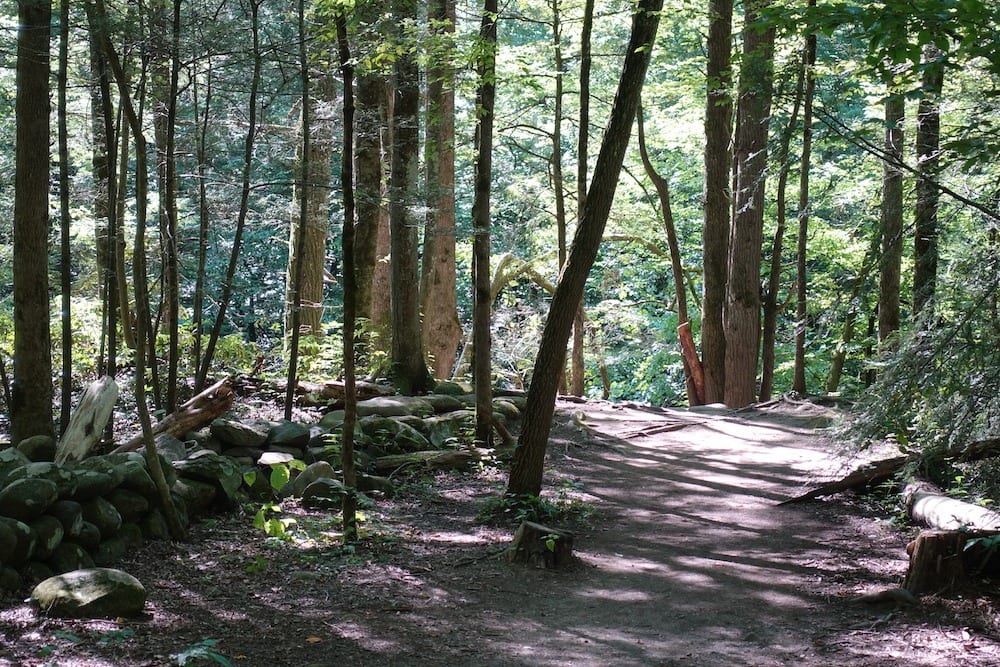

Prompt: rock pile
xmin=0 ymin=385 xmax=524 ymax=593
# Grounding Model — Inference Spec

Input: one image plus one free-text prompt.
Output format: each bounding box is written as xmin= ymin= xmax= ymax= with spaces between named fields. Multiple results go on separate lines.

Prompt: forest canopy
xmin=1 ymin=0 xmax=999 ymax=465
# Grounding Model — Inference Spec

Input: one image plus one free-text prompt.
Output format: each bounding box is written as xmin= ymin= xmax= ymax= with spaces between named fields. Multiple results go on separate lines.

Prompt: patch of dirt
xmin=4 ymin=398 xmax=1000 ymax=666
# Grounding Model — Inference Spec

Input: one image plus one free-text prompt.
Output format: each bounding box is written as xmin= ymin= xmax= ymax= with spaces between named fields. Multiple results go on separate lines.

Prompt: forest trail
xmin=4 ymin=400 xmax=1000 ymax=666
xmin=424 ymin=400 xmax=1000 ymax=666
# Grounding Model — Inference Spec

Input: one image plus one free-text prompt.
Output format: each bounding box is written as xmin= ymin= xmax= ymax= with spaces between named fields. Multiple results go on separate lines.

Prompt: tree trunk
xmin=57 ymin=0 xmax=72 ymax=435
xmin=389 ymin=0 xmax=433 ymax=394
xmin=421 ymin=0 xmax=462 ymax=381
xmin=913 ymin=44 xmax=945 ymax=320
xmin=472 ymin=0 xmax=497 ymax=444
xmin=792 ymin=21 xmax=817 ymax=396
xmin=701 ymin=0 xmax=733 ymax=404
xmin=507 ymin=0 xmax=662 ymax=497
xmin=335 ymin=12 xmax=359 ymax=543
xmin=286 ymin=75 xmax=335 ymax=344
xmin=56 ymin=376 xmax=118 ymax=463
xmin=12 ymin=0 xmax=56 ymax=444
xmin=573 ymin=0 xmax=595 ymax=398
xmin=724 ymin=0 xmax=775 ymax=408
xmin=354 ymin=65 xmax=384 ymax=369
xmin=879 ymin=93 xmax=905 ymax=343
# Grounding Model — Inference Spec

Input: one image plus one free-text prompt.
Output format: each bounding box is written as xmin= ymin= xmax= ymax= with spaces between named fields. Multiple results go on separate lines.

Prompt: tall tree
xmin=572 ymin=0 xmax=595 ymax=398
xmin=507 ymin=0 xmax=662 ymax=497
xmin=878 ymin=92 xmax=905 ymax=343
xmin=701 ymin=0 xmax=733 ymax=404
xmin=723 ymin=0 xmax=775 ymax=408
xmin=335 ymin=9 xmax=359 ymax=543
xmin=57 ymin=0 xmax=72 ymax=434
xmin=389 ymin=0 xmax=433 ymax=394
xmin=421 ymin=0 xmax=462 ymax=380
xmin=12 ymin=0 xmax=56 ymax=443
xmin=792 ymin=15 xmax=817 ymax=396
xmin=472 ymin=0 xmax=497 ymax=445
xmin=912 ymin=43 xmax=945 ymax=319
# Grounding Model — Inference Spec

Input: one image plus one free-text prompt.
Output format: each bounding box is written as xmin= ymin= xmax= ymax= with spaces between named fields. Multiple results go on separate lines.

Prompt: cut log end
xmin=507 ymin=521 xmax=575 ymax=569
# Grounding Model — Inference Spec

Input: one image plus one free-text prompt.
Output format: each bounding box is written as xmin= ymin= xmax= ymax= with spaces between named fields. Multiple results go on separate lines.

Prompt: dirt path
xmin=3 ymin=400 xmax=1000 ymax=666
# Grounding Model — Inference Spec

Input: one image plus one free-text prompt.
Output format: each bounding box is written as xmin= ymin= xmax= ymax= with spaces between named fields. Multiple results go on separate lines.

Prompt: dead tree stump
xmin=904 ymin=530 xmax=966 ymax=595
xmin=507 ymin=521 xmax=574 ymax=568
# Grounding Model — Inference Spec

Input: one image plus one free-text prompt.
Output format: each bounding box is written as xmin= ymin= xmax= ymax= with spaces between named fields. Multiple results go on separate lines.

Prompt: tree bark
xmin=913 ymin=44 xmax=945 ymax=319
xmin=472 ymin=0 xmax=497 ymax=444
xmin=701 ymin=0 xmax=733 ymax=404
xmin=506 ymin=0 xmax=662 ymax=497
xmin=335 ymin=12 xmax=359 ymax=543
xmin=792 ymin=19 xmax=816 ymax=396
xmin=723 ymin=0 xmax=775 ymax=408
xmin=12 ymin=0 xmax=56 ymax=444
xmin=879 ymin=93 xmax=905 ymax=343
xmin=57 ymin=0 xmax=72 ymax=434
xmin=389 ymin=0 xmax=433 ymax=394
xmin=421 ymin=0 xmax=462 ymax=381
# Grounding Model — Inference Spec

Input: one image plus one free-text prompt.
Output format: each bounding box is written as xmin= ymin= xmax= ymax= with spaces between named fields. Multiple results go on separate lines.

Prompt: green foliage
xmin=252 ymin=503 xmax=297 ymax=540
xmin=840 ymin=241 xmax=1000 ymax=461
xmin=477 ymin=479 xmax=596 ymax=526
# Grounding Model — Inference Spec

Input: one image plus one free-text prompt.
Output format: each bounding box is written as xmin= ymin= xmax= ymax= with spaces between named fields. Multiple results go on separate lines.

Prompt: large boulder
xmin=46 ymin=542 xmax=95 ymax=574
xmin=301 ymin=478 xmax=348 ymax=510
xmin=81 ymin=497 xmax=122 ymax=540
xmin=172 ymin=451 xmax=243 ymax=506
xmin=47 ymin=500 xmax=84 ymax=537
xmin=0 ymin=517 xmax=37 ymax=566
xmin=0 ymin=478 xmax=59 ymax=521
xmin=31 ymin=568 xmax=146 ymax=618
xmin=278 ymin=461 xmax=335 ymax=499
xmin=0 ymin=448 xmax=31 ymax=486
xmin=3 ymin=463 xmax=77 ymax=499
xmin=267 ymin=421 xmax=311 ymax=449
xmin=357 ymin=396 xmax=435 ymax=419
xmin=17 ymin=435 xmax=56 ymax=462
xmin=153 ymin=435 xmax=188 ymax=462
xmin=420 ymin=394 xmax=467 ymax=414
xmin=28 ymin=515 xmax=65 ymax=561
xmin=423 ymin=410 xmax=475 ymax=448
xmin=359 ymin=416 xmax=430 ymax=453
xmin=210 ymin=418 xmax=269 ymax=448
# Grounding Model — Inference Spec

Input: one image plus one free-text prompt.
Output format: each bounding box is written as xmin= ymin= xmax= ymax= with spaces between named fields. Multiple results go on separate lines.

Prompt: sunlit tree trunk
xmin=913 ymin=43 xmax=945 ymax=320
xmin=389 ymin=0 xmax=433 ymax=394
xmin=421 ymin=0 xmax=461 ymax=380
xmin=701 ymin=0 xmax=733 ymax=404
xmin=191 ymin=62 xmax=213 ymax=385
xmin=12 ymin=0 xmax=56 ymax=443
xmin=507 ymin=0 xmax=662 ymax=497
xmin=723 ymin=0 xmax=775 ymax=408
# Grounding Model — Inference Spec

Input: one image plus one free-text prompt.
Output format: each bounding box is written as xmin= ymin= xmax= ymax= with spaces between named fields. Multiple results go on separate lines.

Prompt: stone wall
xmin=0 ymin=388 xmax=524 ymax=592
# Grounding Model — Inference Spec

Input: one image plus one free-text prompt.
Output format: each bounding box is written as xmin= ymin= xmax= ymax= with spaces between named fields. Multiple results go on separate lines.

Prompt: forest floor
xmin=4 ymin=397 xmax=1000 ymax=666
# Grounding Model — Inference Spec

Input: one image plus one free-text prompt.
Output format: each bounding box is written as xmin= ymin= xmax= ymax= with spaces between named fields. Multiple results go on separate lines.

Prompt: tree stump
xmin=56 ymin=376 xmax=119 ymax=463
xmin=904 ymin=529 xmax=966 ymax=595
xmin=507 ymin=521 xmax=574 ymax=569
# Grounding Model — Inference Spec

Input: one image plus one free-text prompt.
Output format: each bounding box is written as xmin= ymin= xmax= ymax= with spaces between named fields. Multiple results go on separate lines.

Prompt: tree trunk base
xmin=905 ymin=530 xmax=967 ymax=596
xmin=507 ymin=521 xmax=574 ymax=568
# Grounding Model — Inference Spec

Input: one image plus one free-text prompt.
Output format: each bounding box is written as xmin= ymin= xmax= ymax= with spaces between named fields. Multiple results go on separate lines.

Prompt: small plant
xmin=244 ymin=555 xmax=269 ymax=574
xmin=172 ymin=638 xmax=233 ymax=666
xmin=252 ymin=503 xmax=296 ymax=540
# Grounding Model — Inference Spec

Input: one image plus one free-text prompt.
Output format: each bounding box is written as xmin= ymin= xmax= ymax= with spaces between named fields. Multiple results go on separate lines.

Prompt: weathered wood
xmin=507 ymin=521 xmax=574 ymax=568
xmin=296 ymin=379 xmax=394 ymax=406
xmin=112 ymin=377 xmax=234 ymax=453
xmin=779 ymin=455 xmax=907 ymax=504
xmin=783 ymin=437 xmax=1000 ymax=504
xmin=372 ymin=448 xmax=487 ymax=475
xmin=904 ymin=480 xmax=1000 ymax=531
xmin=904 ymin=530 xmax=966 ymax=596
xmin=56 ymin=376 xmax=119 ymax=463
xmin=677 ymin=321 xmax=705 ymax=405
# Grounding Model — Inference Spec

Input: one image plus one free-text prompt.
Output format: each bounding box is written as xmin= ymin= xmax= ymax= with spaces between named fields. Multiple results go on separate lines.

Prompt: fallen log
xmin=294 ymin=379 xmax=394 ymax=407
xmin=112 ymin=377 xmax=234 ymax=453
xmin=782 ymin=437 xmax=1000 ymax=504
xmin=373 ymin=448 xmax=488 ymax=475
xmin=901 ymin=480 xmax=1000 ymax=595
xmin=904 ymin=480 xmax=1000 ymax=531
